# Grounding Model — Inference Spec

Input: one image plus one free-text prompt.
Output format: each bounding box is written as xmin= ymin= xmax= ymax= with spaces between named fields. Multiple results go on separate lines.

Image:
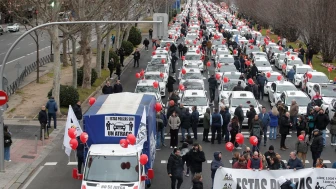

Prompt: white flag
xmin=63 ymin=105 xmax=83 ymax=156
xmin=135 ymin=107 xmax=147 ymax=151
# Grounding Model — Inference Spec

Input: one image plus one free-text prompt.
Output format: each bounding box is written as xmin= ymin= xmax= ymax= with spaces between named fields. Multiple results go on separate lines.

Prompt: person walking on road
xmin=118 ymin=47 xmax=125 ymax=67
xmin=76 ymin=136 xmax=85 ymax=174
xmin=295 ymin=130 xmax=309 ymax=167
xmin=289 ymin=100 xmax=299 ymax=130
xmin=167 ymin=75 xmax=176 ymax=97
xmin=113 ymin=80 xmax=123 ymax=93
xmin=73 ymin=100 xmax=82 ymax=124
xmin=4 ymin=125 xmax=12 ymax=162
xmin=186 ymin=143 xmax=206 ymax=182
xmin=132 ymin=49 xmax=141 ymax=67
xmin=46 ymin=96 xmax=58 ymax=129
xmin=246 ymin=105 xmax=257 ymax=131
xmin=180 ymin=108 xmax=191 ymax=142
xmin=211 ymin=108 xmax=223 ymax=144
xmin=156 ymin=113 xmax=164 ymax=150
xmin=115 ymin=63 xmax=121 ymax=80
xmin=256 ymin=73 xmax=267 ymax=100
xmin=220 ymin=106 xmax=231 ymax=143
xmin=211 ymin=152 xmax=224 ymax=188
xmin=143 ymin=38 xmax=150 ymax=51
xmin=149 ymin=28 xmax=153 ymax=39
xmin=269 ymin=106 xmax=279 ymax=140
xmin=171 ymin=53 xmax=178 ymax=73
xmin=203 ymin=108 xmax=211 ymax=142
xmin=168 ymin=111 xmax=181 ymax=148
xmin=38 ymin=106 xmax=49 ymax=140
xmin=167 ymin=148 xmax=184 ymax=189
xmin=208 ymin=74 xmax=217 ymax=105
xmin=258 ymin=107 xmax=270 ymax=146
xmin=250 ymin=115 xmax=263 ymax=152
xmin=178 ymin=43 xmax=184 ymax=58
xmin=102 ymin=81 xmax=113 ymax=94
xmin=315 ymin=108 xmax=329 ymax=146
xmin=280 ymin=112 xmax=291 ymax=151
xmin=192 ymin=174 xmax=203 ymax=189
xmin=311 ymin=129 xmax=324 ymax=167
xmin=191 ymin=106 xmax=200 ymax=140
xmin=108 ymin=58 xmax=114 ymax=79
xmin=234 ymin=104 xmax=244 ymax=128
xmin=229 ymin=116 xmax=240 ymax=148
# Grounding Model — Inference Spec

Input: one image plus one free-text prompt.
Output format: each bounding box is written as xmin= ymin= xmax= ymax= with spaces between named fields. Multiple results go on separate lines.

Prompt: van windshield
xmin=84 ymin=155 xmax=139 ymax=182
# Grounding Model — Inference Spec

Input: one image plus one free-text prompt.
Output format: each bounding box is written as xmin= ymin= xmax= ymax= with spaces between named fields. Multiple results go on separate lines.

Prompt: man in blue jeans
xmin=258 ymin=107 xmax=270 ymax=146
xmin=160 ymin=110 xmax=167 ymax=147
xmin=46 ymin=96 xmax=58 ymax=129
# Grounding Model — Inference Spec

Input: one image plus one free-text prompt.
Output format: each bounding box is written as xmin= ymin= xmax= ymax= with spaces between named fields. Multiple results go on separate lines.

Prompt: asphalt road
xmin=0 ymin=29 xmax=98 ymax=88
xmin=21 ymin=45 xmax=336 ymax=189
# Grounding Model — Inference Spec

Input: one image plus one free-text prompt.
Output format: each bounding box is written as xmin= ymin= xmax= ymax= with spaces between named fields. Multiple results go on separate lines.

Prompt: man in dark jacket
xmin=170 ymin=43 xmax=177 ymax=54
xmin=108 ymin=58 xmax=114 ymax=78
xmin=180 ymin=108 xmax=191 ymax=142
xmin=73 ymin=100 xmax=82 ymax=123
xmin=113 ymin=80 xmax=123 ymax=93
xmin=211 ymin=152 xmax=224 ymax=188
xmin=186 ymin=143 xmax=206 ymax=182
xmin=264 ymin=145 xmax=276 ymax=166
xmin=171 ymin=53 xmax=178 ymax=73
xmin=167 ymin=148 xmax=184 ymax=189
xmin=244 ymin=84 xmax=253 ymax=92
xmin=38 ymin=106 xmax=48 ymax=139
xmin=143 ymin=38 xmax=150 ymax=50
xmin=315 ymin=109 xmax=329 ymax=146
xmin=250 ymin=115 xmax=263 ymax=152
xmin=220 ymin=106 xmax=231 ymax=143
xmin=280 ymin=112 xmax=291 ymax=150
xmin=311 ymin=129 xmax=324 ymax=167
xmin=287 ymin=151 xmax=303 ymax=170
xmin=250 ymin=63 xmax=259 ymax=78
xmin=234 ymin=104 xmax=244 ymax=127
xmin=256 ymin=73 xmax=267 ymax=100
xmin=132 ymin=49 xmax=141 ymax=67
xmin=102 ymin=81 xmax=113 ymax=94
xmin=178 ymin=43 xmax=184 ymax=57
xmin=76 ymin=136 xmax=85 ymax=174
xmin=246 ymin=105 xmax=257 ymax=131
xmin=232 ymin=81 xmax=244 ymax=91
xmin=118 ymin=47 xmax=125 ymax=67
xmin=211 ymin=108 xmax=223 ymax=144
xmin=191 ymin=106 xmax=200 ymax=140
xmin=46 ymin=96 xmax=58 ymax=129
xmin=208 ymin=74 xmax=218 ymax=104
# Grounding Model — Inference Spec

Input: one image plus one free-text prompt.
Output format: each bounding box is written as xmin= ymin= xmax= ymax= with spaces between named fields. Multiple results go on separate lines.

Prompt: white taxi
xmin=264 ymin=72 xmax=282 ymax=95
xmin=253 ymin=56 xmax=272 ymax=73
xmin=251 ymin=52 xmax=267 ymax=60
xmin=215 ymin=48 xmax=230 ymax=57
xmin=228 ymin=91 xmax=261 ymax=126
xmin=146 ymin=63 xmax=169 ymax=75
xmin=215 ymin=54 xmax=234 ymax=66
xmin=268 ymin=81 xmax=298 ymax=104
xmin=154 ymin=50 xmax=170 ymax=60
xmin=302 ymin=72 xmax=331 ymax=93
xmin=179 ymin=68 xmax=205 ymax=83
xmin=134 ymin=80 xmax=162 ymax=102
xmin=216 ymin=63 xmax=238 ymax=80
xmin=184 ymin=52 xmax=203 ymax=72
xmin=144 ymin=72 xmax=168 ymax=97
xmin=282 ymin=57 xmax=303 ymax=75
xmin=219 ymin=79 xmax=246 ymax=104
xmin=149 ymin=55 xmax=171 ymax=67
xmin=309 ymin=84 xmax=336 ymax=105
xmin=293 ymin=64 xmax=314 ymax=87
xmin=160 ymin=39 xmax=176 ymax=48
xmin=275 ymin=53 xmax=286 ymax=70
xmin=279 ymin=91 xmax=311 ymax=115
xmin=180 ymin=90 xmax=209 ymax=121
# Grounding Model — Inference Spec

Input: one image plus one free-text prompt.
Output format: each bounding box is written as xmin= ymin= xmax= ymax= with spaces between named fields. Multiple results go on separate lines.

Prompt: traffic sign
xmin=0 ymin=90 xmax=8 ymax=106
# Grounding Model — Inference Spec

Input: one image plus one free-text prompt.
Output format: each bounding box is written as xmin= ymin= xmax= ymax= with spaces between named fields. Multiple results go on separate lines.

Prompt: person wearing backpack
xmin=295 ymin=130 xmax=309 ymax=167
xmin=250 ymin=115 xmax=263 ymax=153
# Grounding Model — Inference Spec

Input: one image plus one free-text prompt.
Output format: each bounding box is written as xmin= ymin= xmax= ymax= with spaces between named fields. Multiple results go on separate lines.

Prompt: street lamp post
xmin=0 ymin=20 xmax=162 ymax=172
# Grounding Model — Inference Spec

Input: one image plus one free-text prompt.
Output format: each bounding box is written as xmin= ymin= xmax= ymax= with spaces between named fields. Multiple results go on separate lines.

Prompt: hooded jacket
xmin=167 ymin=153 xmax=184 ymax=177
xmin=211 ymin=152 xmax=224 ymax=178
xmin=234 ymin=106 xmax=244 ymax=122
xmin=180 ymin=109 xmax=192 ymax=129
xmin=269 ymin=112 xmax=279 ymax=127
xmin=310 ymin=131 xmax=323 ymax=152
xmin=203 ymin=108 xmax=211 ymax=129
xmin=279 ymin=115 xmax=290 ymax=135
xmin=46 ymin=98 xmax=58 ymax=114
xmin=315 ymin=113 xmax=330 ymax=130
xmin=192 ymin=179 xmax=203 ymax=189
xmin=186 ymin=146 xmax=206 ymax=173
xmin=168 ymin=115 xmax=181 ymax=130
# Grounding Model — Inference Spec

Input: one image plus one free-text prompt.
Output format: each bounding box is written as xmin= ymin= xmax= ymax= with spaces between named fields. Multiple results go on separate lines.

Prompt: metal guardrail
xmin=5 ymin=54 xmax=52 ymax=96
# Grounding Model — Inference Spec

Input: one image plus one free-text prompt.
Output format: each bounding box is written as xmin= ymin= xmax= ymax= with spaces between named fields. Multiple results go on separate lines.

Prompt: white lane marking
xmin=28 ymin=43 xmax=34 ymax=46
xmin=0 ymin=52 xmax=5 ymax=56
xmin=68 ymin=162 xmax=78 ymax=165
xmin=161 ymin=160 xmax=167 ymax=164
xmin=324 ymin=160 xmax=331 ymax=164
xmin=7 ymin=43 xmax=12 ymax=46
xmin=21 ymin=166 xmax=44 ymax=189
xmin=282 ymin=160 xmax=287 ymax=163
xmin=15 ymin=47 xmax=20 ymax=50
xmin=207 ymin=160 xmax=212 ymax=164
xmin=44 ymin=162 xmax=57 ymax=166
xmin=6 ymin=56 xmax=25 ymax=64
xmin=305 ymin=160 xmax=309 ymax=163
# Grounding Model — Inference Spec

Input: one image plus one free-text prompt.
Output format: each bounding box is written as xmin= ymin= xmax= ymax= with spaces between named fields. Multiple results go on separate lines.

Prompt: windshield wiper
xmin=86 ymin=179 xmax=107 ymax=182
xmin=112 ymin=180 xmax=133 ymax=182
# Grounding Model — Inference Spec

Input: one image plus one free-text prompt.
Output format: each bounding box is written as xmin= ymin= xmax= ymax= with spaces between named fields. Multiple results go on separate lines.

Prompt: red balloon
xmin=175 ymin=27 xmax=178 ymax=31
xmin=166 ymin=43 xmax=171 ymax=47
xmin=217 ymin=63 xmax=222 ymax=68
xmin=279 ymin=46 xmax=283 ymax=51
xmin=126 ymin=134 xmax=136 ymax=145
xmin=247 ymin=78 xmax=254 ymax=85
xmin=140 ymin=154 xmax=148 ymax=165
xmin=223 ymin=77 xmax=229 ymax=83
xmin=89 ymin=97 xmax=96 ymax=106
xmin=140 ymin=70 xmax=145 ymax=76
xmin=68 ymin=128 xmax=77 ymax=139
xmin=233 ymin=49 xmax=237 ymax=54
xmin=212 ymin=50 xmax=216 ymax=54
xmin=193 ymin=40 xmax=197 ymax=45
xmin=206 ymin=61 xmax=211 ymax=67
xmin=266 ymin=72 xmax=271 ymax=78
xmin=120 ymin=139 xmax=128 ymax=148
xmin=215 ymin=73 xmax=221 ymax=80
xmin=196 ymin=49 xmax=200 ymax=54
xmin=250 ymin=46 xmax=254 ymax=49
xmin=298 ymin=134 xmax=304 ymax=141
xmin=271 ymin=39 xmax=275 ymax=43
xmin=181 ymin=68 xmax=186 ymax=74
xmin=291 ymin=56 xmax=295 ymax=60
xmin=328 ymin=67 xmax=332 ymax=72
xmin=265 ymin=41 xmax=269 ymax=45
xmin=277 ymin=75 xmax=282 ymax=81
xmin=161 ymin=59 xmax=166 ymax=64
xmin=165 ymin=47 xmax=169 ymax=51
xmin=153 ymin=81 xmax=159 ymax=89
xmin=181 ymin=56 xmax=185 ymax=61
xmin=249 ymin=136 xmax=258 ymax=146
xmin=286 ymin=51 xmax=290 ymax=56
xmin=135 ymin=73 xmax=141 ymax=78
xmin=278 ymin=36 xmax=281 ymax=40
xmin=307 ymin=73 xmax=313 ymax=79
xmin=169 ymin=100 xmax=175 ymax=106
xmin=69 ymin=138 xmax=78 ymax=150
xmin=225 ymin=142 xmax=234 ymax=152
xmin=80 ymin=132 xmax=88 ymax=143
xmin=159 ymin=72 xmax=164 ymax=78
xmin=222 ymin=40 xmax=225 ymax=45
xmin=155 ymin=102 xmax=162 ymax=112
xmin=264 ymin=38 xmax=267 ymax=42
xmin=179 ymin=84 xmax=185 ymax=91
xmin=235 ymin=133 xmax=244 ymax=144
xmin=282 ymin=64 xmax=286 ymax=70
xmin=245 ymin=61 xmax=251 ymax=66
xmin=152 ymin=51 xmax=156 ymax=56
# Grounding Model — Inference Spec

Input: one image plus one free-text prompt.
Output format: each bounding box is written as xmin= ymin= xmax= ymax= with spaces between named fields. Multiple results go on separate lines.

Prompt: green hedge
xmin=47 ymin=85 xmax=79 ymax=107
xmin=101 ymin=50 xmax=119 ymax=68
xmin=121 ymin=41 xmax=134 ymax=56
xmin=128 ymin=26 xmax=142 ymax=46
xmin=77 ymin=66 xmax=98 ymax=86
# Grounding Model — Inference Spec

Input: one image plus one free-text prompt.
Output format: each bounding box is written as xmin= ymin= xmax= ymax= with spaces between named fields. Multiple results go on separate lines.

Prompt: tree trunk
xmin=123 ymin=25 xmax=132 ymax=42
xmin=95 ymin=24 xmax=102 ymax=77
xmin=71 ymin=36 xmax=77 ymax=89
xmin=80 ymin=27 xmax=92 ymax=89
xmin=104 ymin=34 xmax=110 ymax=69
xmin=62 ymin=35 xmax=69 ymax=66
xmin=115 ymin=24 xmax=121 ymax=49
xmin=49 ymin=26 xmax=61 ymax=115
xmin=36 ymin=34 xmax=40 ymax=83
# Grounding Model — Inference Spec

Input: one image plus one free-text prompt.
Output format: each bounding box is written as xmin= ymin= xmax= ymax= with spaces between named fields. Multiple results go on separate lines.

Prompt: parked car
xmin=0 ymin=26 xmax=4 ymax=35
xmin=7 ymin=23 xmax=20 ymax=32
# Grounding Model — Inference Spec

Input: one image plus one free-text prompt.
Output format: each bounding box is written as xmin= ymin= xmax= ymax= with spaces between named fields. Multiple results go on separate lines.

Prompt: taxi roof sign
xmin=240 ymin=93 xmax=247 ymax=97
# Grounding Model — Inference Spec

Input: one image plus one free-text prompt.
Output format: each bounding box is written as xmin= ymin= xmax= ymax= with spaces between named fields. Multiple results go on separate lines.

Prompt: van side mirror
xmin=147 ymin=169 xmax=154 ymax=179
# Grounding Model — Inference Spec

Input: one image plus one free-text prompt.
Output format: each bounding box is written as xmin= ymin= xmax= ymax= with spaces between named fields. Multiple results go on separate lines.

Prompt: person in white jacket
xmin=169 ymin=111 xmax=181 ymax=149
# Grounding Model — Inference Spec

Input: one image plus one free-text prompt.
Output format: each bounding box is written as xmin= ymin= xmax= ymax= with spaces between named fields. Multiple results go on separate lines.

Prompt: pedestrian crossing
xmin=159 ymin=159 xmax=335 ymax=164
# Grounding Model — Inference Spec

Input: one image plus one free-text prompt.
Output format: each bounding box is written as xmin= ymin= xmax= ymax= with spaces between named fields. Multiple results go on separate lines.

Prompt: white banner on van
xmin=214 ymin=167 xmax=336 ymax=189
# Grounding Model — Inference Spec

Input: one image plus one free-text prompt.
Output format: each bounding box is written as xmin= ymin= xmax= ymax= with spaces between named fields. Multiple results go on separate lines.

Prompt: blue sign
xmin=172 ymin=0 xmax=180 ymax=9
